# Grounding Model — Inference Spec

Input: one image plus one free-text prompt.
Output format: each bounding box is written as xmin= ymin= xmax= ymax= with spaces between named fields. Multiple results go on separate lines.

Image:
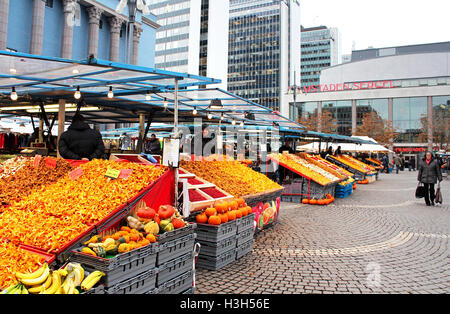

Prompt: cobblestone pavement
xmin=195 ymin=170 xmax=450 ymax=294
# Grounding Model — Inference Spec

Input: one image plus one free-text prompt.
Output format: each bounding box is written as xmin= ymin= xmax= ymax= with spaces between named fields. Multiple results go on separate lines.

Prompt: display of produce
xmin=0 ymin=156 xmax=30 ymax=180
xmin=0 ymin=157 xmax=73 ymax=211
xmin=304 ymin=154 xmax=354 ymax=178
xmin=195 ymin=198 xmax=253 ymax=226
xmin=328 ymin=155 xmax=371 ymax=174
xmin=1 ymin=262 xmax=104 ymax=294
xmin=0 ymin=160 xmax=167 ymax=252
xmin=302 ymin=194 xmax=335 ymax=206
xmin=180 ymin=161 xmax=282 ymax=197
xmin=0 ymin=240 xmax=47 ymax=290
xmin=340 ymin=155 xmax=376 ymax=172
xmin=269 ymin=153 xmax=340 ymax=186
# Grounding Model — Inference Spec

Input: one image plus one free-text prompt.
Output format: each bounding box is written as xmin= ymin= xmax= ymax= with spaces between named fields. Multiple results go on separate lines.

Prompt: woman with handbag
xmin=418 ymin=151 xmax=443 ymax=206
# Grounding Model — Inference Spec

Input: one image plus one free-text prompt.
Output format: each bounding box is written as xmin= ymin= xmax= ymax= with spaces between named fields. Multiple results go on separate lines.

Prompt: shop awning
xmin=0 ymin=50 xmax=306 ymax=130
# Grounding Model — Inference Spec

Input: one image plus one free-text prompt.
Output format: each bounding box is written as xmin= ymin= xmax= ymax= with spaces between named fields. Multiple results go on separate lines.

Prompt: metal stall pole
xmin=174 ymin=78 xmax=179 ymax=208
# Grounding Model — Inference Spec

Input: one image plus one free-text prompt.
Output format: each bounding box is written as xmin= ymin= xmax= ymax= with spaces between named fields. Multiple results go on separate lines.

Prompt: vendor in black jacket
xmin=58 ymin=113 xmax=105 ymax=160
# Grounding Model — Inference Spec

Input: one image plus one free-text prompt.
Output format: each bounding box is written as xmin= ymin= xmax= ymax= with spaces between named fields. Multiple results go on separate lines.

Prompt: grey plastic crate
xmin=195 ymin=220 xmax=237 ymax=243
xmin=182 ymin=287 xmax=196 ymax=294
xmin=236 ymin=228 xmax=254 ymax=247
xmin=196 ymin=248 xmax=236 ymax=271
xmin=71 ymin=243 xmax=158 ymax=288
xmin=80 ymin=285 xmax=105 ymax=295
xmin=157 ymin=270 xmax=193 ymax=294
xmin=236 ymin=213 xmax=255 ymax=234
xmin=157 ymin=251 xmax=194 ymax=286
xmin=236 ymin=239 xmax=254 ymax=260
xmin=157 ymin=233 xmax=196 ymax=266
xmin=198 ymin=235 xmax=237 ymax=257
xmin=157 ymin=223 xmax=197 ymax=244
xmin=105 ymin=268 xmax=157 ymax=294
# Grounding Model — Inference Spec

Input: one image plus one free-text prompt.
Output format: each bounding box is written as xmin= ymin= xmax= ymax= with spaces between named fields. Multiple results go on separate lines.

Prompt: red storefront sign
xmin=290 ymin=80 xmax=396 ymax=94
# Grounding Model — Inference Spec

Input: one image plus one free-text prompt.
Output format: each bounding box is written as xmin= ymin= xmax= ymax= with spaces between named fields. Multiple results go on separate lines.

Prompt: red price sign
xmin=33 ymin=155 xmax=42 ymax=168
xmin=69 ymin=167 xmax=83 ymax=181
xmin=119 ymin=169 xmax=133 ymax=179
xmin=45 ymin=157 xmax=57 ymax=169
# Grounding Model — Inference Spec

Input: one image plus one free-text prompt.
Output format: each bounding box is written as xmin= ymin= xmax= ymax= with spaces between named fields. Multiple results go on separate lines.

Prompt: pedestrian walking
xmin=382 ymin=154 xmax=389 ymax=173
xmin=394 ymin=155 xmax=401 ymax=174
xmin=411 ymin=156 xmax=416 ymax=171
xmin=417 ymin=151 xmax=443 ymax=206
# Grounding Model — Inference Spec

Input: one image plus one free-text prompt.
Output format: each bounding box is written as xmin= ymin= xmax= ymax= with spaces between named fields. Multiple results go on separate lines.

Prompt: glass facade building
xmin=228 ymin=0 xmax=301 ymax=113
xmin=301 ymin=26 xmax=341 ymax=89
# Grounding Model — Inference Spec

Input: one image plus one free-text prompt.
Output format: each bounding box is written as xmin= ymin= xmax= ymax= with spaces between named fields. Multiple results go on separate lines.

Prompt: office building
xmin=289 ymin=42 xmax=450 ymax=158
xmin=228 ymin=0 xmax=301 ymax=116
xmin=151 ymin=0 xmax=229 ymax=89
xmin=301 ymin=25 xmax=341 ymax=88
xmin=0 ymin=0 xmax=159 ymax=67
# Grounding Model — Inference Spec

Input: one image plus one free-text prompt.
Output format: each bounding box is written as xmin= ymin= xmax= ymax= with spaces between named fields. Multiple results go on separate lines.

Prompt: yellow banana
xmin=42 ymin=271 xmax=61 ymax=294
xmin=80 ymin=271 xmax=104 ymax=291
xmin=19 ymin=264 xmax=49 ymax=286
xmin=8 ymin=283 xmax=23 ymax=294
xmin=1 ymin=283 xmax=19 ymax=294
xmin=15 ymin=263 xmax=48 ymax=280
xmin=28 ymin=273 xmax=52 ymax=294
xmin=20 ymin=285 xmax=29 ymax=294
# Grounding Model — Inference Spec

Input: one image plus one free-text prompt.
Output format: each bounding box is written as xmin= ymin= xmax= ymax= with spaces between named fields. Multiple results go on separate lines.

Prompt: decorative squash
xmin=227 ymin=210 xmax=236 ymax=221
xmin=310 ymin=199 xmax=318 ymax=205
xmin=229 ymin=200 xmax=239 ymax=211
xmin=246 ymin=206 xmax=253 ymax=215
xmin=317 ymin=199 xmax=325 ymax=206
xmin=208 ymin=215 xmax=221 ymax=226
xmin=326 ymin=194 xmax=333 ymax=199
xmin=158 ymin=205 xmax=175 ymax=220
xmin=92 ymin=246 xmax=106 ymax=258
xmin=239 ymin=208 xmax=247 ymax=217
xmin=205 ymin=207 xmax=217 ymax=217
xmin=146 ymin=234 xmax=157 ymax=243
xmin=235 ymin=209 xmax=243 ymax=219
xmin=215 ymin=201 xmax=229 ymax=214
xmin=172 ymin=218 xmax=185 ymax=229
xmin=302 ymin=199 xmax=309 ymax=204
xmin=118 ymin=243 xmax=130 ymax=254
xmin=196 ymin=213 xmax=208 ymax=224
xmin=218 ymin=213 xmax=229 ymax=224
xmin=236 ymin=198 xmax=246 ymax=208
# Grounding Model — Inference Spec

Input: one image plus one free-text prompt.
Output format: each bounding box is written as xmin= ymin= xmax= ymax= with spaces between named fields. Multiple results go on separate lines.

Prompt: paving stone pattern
xmin=195 ymin=171 xmax=450 ymax=294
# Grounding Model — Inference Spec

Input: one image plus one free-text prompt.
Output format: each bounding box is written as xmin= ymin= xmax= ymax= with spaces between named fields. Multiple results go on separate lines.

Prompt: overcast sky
xmin=300 ymin=0 xmax=450 ymax=55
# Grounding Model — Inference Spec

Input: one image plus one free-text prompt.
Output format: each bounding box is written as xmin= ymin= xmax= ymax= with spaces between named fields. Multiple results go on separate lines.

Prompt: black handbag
xmin=415 ymin=182 xmax=425 ymax=199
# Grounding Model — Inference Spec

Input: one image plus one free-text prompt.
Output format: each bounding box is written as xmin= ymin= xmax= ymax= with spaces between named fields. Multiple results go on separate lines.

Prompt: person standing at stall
xmin=418 ymin=151 xmax=442 ymax=206
xmin=145 ymin=134 xmax=162 ymax=156
xmin=58 ymin=113 xmax=105 ymax=160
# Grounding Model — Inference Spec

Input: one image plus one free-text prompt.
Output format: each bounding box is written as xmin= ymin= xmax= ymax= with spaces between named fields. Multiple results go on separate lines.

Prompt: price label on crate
xmin=105 ymin=168 xmax=121 ymax=179
xmin=118 ymin=169 xmax=133 ymax=179
xmin=45 ymin=157 xmax=57 ymax=169
xmin=33 ymin=155 xmax=42 ymax=168
xmin=69 ymin=167 xmax=83 ymax=181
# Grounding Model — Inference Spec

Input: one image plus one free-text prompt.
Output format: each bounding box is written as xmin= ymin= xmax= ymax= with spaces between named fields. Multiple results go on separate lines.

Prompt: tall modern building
xmin=300 ymin=25 xmax=341 ymax=88
xmin=227 ymin=0 xmax=301 ymax=116
xmin=0 ymin=0 xmax=159 ymax=67
xmin=150 ymin=0 xmax=229 ymax=89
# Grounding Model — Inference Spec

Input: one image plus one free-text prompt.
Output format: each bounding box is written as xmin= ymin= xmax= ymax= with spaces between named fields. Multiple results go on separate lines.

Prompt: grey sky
xmin=300 ymin=0 xmax=450 ymax=55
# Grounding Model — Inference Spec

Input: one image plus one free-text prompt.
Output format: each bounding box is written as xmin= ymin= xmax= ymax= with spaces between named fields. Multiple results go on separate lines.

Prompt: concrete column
xmin=87 ymin=6 xmax=103 ymax=58
xmin=30 ymin=0 xmax=46 ymax=55
xmin=427 ymin=96 xmax=433 ymax=152
xmin=108 ymin=16 xmax=123 ymax=62
xmin=352 ymin=99 xmax=357 ymax=135
xmin=57 ymin=99 xmax=66 ymax=158
xmin=0 ymin=0 xmax=10 ymax=50
xmin=317 ymin=101 xmax=322 ymax=133
xmin=388 ymin=98 xmax=394 ymax=162
xmin=61 ymin=0 xmax=77 ymax=59
xmin=132 ymin=24 xmax=143 ymax=65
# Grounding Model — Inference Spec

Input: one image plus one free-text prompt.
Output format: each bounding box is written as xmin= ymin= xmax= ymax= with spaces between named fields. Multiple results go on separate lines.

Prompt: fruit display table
xmin=326 ymin=155 xmax=375 ymax=181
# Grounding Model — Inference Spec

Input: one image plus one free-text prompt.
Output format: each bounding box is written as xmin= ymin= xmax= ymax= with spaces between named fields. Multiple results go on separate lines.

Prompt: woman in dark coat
xmin=58 ymin=113 xmax=105 ymax=160
xmin=418 ymin=151 xmax=442 ymax=206
xmin=145 ymin=134 xmax=162 ymax=155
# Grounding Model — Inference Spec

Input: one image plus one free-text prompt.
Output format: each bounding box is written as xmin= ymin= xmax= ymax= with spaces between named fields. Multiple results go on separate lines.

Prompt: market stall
xmin=326 ymin=154 xmax=377 ymax=183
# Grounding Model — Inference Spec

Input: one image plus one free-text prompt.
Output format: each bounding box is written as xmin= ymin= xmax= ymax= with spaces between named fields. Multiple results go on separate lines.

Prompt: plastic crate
xmin=236 ymin=239 xmax=254 ymax=260
xmin=157 ymin=223 xmax=197 ymax=244
xmin=71 ymin=243 xmax=158 ymax=288
xmin=81 ymin=285 xmax=105 ymax=295
xmin=157 ymin=233 xmax=196 ymax=266
xmin=198 ymin=235 xmax=237 ymax=257
xmin=105 ymin=268 xmax=157 ymax=295
xmin=157 ymin=270 xmax=194 ymax=294
xmin=195 ymin=220 xmax=237 ymax=243
xmin=236 ymin=228 xmax=254 ymax=247
xmin=196 ymin=248 xmax=236 ymax=271
xmin=236 ymin=213 xmax=255 ymax=234
xmin=182 ymin=287 xmax=196 ymax=294
xmin=157 ymin=251 xmax=194 ymax=286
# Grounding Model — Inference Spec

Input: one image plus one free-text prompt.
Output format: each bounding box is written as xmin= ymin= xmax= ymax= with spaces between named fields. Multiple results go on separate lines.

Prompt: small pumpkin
xmin=310 ymin=199 xmax=318 ymax=205
xmin=246 ymin=206 xmax=253 ymax=216
xmin=302 ymin=199 xmax=309 ymax=204
xmin=229 ymin=200 xmax=239 ymax=211
xmin=236 ymin=198 xmax=246 ymax=208
xmin=235 ymin=209 xmax=243 ymax=219
xmin=205 ymin=207 xmax=217 ymax=217
xmin=227 ymin=210 xmax=236 ymax=221
xmin=196 ymin=213 xmax=208 ymax=224
xmin=208 ymin=215 xmax=221 ymax=226
xmin=172 ymin=218 xmax=185 ymax=229
xmin=146 ymin=234 xmax=157 ymax=243
xmin=218 ymin=213 xmax=229 ymax=224
xmin=317 ymin=199 xmax=325 ymax=206
xmin=215 ymin=201 xmax=228 ymax=214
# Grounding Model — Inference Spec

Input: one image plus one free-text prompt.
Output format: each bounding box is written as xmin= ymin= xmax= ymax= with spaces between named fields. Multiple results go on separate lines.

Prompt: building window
xmin=99 ymin=20 xmax=103 ymax=29
xmin=45 ymin=0 xmax=53 ymax=8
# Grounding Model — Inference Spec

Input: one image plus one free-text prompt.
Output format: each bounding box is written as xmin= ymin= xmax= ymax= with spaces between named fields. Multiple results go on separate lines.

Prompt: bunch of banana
xmin=80 ymin=271 xmax=105 ymax=292
xmin=58 ymin=263 xmax=85 ymax=294
xmin=1 ymin=282 xmax=29 ymax=294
